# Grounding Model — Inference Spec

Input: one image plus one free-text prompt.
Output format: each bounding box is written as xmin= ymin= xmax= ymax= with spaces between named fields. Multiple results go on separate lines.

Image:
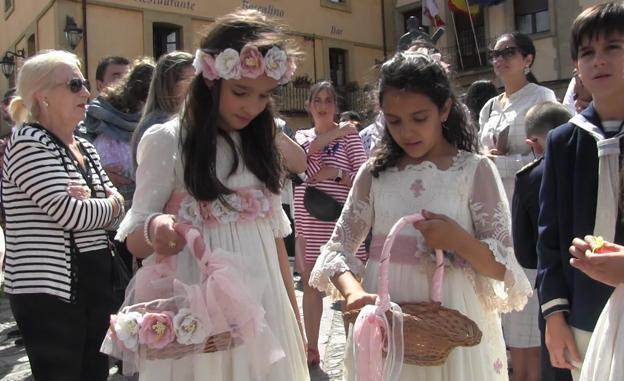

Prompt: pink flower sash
xmin=166 ymin=188 xmax=274 ymax=227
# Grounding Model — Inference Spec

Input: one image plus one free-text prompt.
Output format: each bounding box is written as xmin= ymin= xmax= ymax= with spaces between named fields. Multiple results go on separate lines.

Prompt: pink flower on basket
xmin=112 ymin=311 xmax=142 ymax=351
xmin=173 ymin=308 xmax=210 ymax=345
xmin=239 ymin=44 xmax=265 ymax=79
xmin=139 ymin=312 xmax=175 ymax=349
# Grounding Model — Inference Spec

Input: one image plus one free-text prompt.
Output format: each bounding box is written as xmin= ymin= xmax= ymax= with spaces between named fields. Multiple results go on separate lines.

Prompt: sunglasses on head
xmin=489 ymin=46 xmax=520 ymax=61
xmin=65 ymin=78 xmax=89 ymax=93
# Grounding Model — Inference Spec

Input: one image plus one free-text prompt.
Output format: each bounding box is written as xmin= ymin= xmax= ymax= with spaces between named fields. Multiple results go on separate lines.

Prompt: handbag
xmin=303 ymin=186 xmax=343 ymax=222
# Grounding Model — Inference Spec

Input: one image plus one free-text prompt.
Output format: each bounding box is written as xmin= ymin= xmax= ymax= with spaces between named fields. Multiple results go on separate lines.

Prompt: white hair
xmin=9 ymin=50 xmax=82 ymax=124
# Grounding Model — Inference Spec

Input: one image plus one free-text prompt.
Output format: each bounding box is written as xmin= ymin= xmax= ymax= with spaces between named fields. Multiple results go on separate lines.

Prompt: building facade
xmin=387 ymin=0 xmax=604 ymax=98
xmin=0 ymin=0 xmax=609 ymax=132
xmin=0 ymin=0 xmax=389 ymax=130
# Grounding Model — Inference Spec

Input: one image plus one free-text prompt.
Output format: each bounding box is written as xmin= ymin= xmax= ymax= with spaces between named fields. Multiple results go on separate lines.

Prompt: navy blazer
xmin=512 ymin=157 xmax=543 ymax=272
xmin=537 ymin=105 xmax=619 ymax=332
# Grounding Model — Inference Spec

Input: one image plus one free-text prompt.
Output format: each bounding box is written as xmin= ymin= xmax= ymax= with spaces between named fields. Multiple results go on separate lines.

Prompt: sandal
xmin=307 ymin=347 xmax=320 ymax=368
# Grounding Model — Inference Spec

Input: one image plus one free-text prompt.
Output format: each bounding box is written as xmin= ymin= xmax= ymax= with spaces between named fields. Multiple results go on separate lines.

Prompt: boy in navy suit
xmin=513 ymin=102 xmax=572 ymax=381
xmin=537 ymin=2 xmax=624 ymax=380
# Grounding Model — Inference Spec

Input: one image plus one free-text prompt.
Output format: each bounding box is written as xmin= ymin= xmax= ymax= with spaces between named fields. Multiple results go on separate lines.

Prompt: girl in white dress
xmin=112 ymin=9 xmax=308 ymax=381
xmin=310 ymin=50 xmax=532 ymax=381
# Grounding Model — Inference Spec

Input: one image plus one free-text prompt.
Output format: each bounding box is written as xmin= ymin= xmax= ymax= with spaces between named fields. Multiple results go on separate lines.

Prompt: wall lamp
xmin=0 ymin=49 xmax=25 ymax=79
xmin=64 ymin=16 xmax=83 ymax=51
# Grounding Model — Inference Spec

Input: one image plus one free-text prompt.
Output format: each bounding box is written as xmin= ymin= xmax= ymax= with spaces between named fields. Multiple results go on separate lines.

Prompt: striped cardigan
xmin=2 ymin=124 xmax=121 ymax=302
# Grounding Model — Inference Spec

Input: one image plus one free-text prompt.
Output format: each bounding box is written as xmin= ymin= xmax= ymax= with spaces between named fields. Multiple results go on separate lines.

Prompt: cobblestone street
xmin=0 ymin=260 xmax=347 ymax=381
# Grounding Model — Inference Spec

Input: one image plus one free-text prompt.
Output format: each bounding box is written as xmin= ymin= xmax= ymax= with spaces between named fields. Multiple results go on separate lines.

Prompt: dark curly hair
xmin=181 ymin=9 xmax=300 ymax=202
xmin=101 ymin=57 xmax=155 ymax=114
xmin=371 ymin=51 xmax=478 ymax=177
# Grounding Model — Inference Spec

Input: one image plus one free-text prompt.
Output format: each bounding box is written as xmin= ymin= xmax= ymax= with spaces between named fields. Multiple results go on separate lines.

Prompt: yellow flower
xmin=152 ymin=321 xmax=167 ymax=337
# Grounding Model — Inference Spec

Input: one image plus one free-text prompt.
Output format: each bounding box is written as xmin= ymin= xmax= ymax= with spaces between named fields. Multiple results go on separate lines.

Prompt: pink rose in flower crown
xmin=239 ymin=44 xmax=265 ymax=79
xmin=138 ymin=312 xmax=175 ymax=349
xmin=192 ymin=50 xmax=219 ymax=81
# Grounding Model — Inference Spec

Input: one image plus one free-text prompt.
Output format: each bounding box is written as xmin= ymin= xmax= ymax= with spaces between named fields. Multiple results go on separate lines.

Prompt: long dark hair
xmin=181 ymin=9 xmax=298 ymax=201
xmin=371 ymin=51 xmax=478 ymax=177
xmin=496 ymin=31 xmax=539 ymax=84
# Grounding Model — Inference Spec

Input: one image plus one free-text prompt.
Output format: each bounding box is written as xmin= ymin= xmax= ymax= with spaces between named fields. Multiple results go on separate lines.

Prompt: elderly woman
xmin=3 ymin=50 xmax=124 ymax=380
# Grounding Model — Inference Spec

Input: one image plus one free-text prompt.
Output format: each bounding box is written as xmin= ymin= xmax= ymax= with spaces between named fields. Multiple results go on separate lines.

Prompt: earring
xmin=43 ymin=100 xmax=49 ymax=108
xmin=523 ymin=66 xmax=531 ymax=75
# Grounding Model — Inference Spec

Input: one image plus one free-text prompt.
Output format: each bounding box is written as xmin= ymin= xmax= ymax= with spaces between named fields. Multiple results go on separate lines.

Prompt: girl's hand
xmin=344 ymin=289 xmax=377 ymax=312
xmin=569 ymin=236 xmax=624 ymax=287
xmin=308 ymin=166 xmax=339 ymax=184
xmin=413 ymin=210 xmax=468 ymax=253
xmin=149 ymin=214 xmax=185 ymax=256
xmin=67 ymin=180 xmax=91 ymax=200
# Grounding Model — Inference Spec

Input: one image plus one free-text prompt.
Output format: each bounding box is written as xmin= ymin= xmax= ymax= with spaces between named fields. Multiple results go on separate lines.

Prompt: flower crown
xmin=407 ymin=47 xmax=451 ymax=74
xmin=193 ymin=44 xmax=296 ymax=84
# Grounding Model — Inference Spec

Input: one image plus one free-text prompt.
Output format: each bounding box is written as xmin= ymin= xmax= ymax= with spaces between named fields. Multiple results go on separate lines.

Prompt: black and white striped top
xmin=2 ymin=124 xmax=121 ymax=302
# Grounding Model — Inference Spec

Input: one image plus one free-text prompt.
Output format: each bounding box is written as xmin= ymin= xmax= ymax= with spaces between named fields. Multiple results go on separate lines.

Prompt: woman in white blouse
xmin=479 ymin=32 xmax=557 ymax=381
xmin=479 ymin=32 xmax=557 ymax=202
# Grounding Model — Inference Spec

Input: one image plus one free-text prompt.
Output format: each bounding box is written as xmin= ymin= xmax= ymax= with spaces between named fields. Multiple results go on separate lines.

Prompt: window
xmin=153 ymin=23 xmax=181 ymax=59
xmin=515 ymin=0 xmax=549 ymax=34
xmin=329 ymin=48 xmax=347 ymax=88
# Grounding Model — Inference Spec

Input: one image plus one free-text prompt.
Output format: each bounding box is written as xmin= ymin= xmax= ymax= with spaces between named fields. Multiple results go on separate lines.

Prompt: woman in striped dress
xmin=2 ymin=50 xmax=125 ymax=381
xmin=293 ymin=81 xmax=367 ymax=366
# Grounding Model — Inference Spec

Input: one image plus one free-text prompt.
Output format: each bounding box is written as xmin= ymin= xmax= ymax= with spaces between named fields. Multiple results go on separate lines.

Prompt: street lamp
xmin=64 ymin=16 xmax=83 ymax=51
xmin=0 ymin=49 xmax=25 ymax=79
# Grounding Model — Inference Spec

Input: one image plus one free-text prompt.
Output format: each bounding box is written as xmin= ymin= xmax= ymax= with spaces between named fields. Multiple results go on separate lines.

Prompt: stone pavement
xmin=0 ymin=259 xmax=348 ymax=381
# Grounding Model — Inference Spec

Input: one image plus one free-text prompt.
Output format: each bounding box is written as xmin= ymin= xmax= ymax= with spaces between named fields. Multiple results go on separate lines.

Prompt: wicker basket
xmin=344 ymin=214 xmax=482 ymax=366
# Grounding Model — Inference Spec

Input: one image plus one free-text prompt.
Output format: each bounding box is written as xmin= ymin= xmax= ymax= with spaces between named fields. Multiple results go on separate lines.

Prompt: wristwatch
xmin=334 ymin=168 xmax=343 ymax=183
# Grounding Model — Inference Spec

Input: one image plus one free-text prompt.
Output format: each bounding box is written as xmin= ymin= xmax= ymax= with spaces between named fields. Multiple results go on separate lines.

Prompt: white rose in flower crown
xmin=114 ymin=311 xmax=142 ymax=351
xmin=215 ymin=48 xmax=242 ymax=80
xmin=264 ymin=47 xmax=288 ymax=81
xmin=174 ymin=308 xmax=210 ymax=345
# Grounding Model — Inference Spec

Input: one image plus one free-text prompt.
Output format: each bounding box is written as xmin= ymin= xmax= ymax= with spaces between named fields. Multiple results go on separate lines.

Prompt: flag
xmin=422 ymin=0 xmax=446 ymax=27
xmin=448 ymin=0 xmax=480 ymax=15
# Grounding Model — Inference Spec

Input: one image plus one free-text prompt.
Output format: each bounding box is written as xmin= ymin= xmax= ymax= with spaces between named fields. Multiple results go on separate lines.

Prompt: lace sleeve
xmin=309 ymin=163 xmax=373 ymax=294
xmin=269 ymin=192 xmax=292 ymax=238
xmin=115 ymin=122 xmax=178 ymax=241
xmin=469 ymin=157 xmax=532 ymax=313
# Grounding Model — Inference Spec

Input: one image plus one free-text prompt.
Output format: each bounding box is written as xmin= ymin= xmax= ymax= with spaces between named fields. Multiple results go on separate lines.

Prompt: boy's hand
xmin=545 ymin=312 xmax=581 ymax=370
xmin=569 ymin=236 xmax=624 ymax=287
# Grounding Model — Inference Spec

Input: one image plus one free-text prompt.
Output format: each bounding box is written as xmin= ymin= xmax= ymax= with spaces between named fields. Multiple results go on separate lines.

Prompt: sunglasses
xmin=65 ymin=78 xmax=90 ymax=93
xmin=489 ymin=46 xmax=520 ymax=61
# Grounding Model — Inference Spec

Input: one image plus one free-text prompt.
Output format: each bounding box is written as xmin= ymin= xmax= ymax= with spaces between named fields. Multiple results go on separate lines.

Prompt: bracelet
xmin=143 ymin=212 xmax=162 ymax=246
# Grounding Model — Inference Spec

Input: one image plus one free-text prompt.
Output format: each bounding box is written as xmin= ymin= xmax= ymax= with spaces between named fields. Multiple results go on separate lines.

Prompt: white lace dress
xmin=310 ymin=151 xmax=532 ymax=381
xmin=116 ymin=120 xmax=309 ymax=381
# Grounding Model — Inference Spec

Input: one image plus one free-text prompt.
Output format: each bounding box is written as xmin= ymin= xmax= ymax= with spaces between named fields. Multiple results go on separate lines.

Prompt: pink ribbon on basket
xmin=173 ymin=223 xmax=265 ymax=341
xmin=352 ymin=213 xmax=445 ymax=381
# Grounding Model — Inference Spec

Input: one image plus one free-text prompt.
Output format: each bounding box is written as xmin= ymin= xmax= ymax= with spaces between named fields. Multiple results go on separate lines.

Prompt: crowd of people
xmin=0 ymin=2 xmax=623 ymax=381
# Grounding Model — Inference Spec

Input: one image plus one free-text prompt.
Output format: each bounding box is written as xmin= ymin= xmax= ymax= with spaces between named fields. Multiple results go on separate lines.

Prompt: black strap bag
xmin=303 ymin=186 xmax=344 ymax=222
